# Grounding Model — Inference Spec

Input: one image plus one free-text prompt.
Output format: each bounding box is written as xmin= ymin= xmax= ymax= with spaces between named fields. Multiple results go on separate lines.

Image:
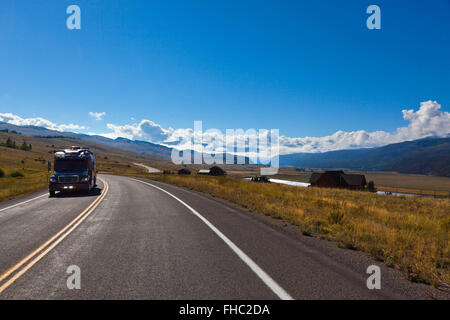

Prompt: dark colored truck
xmin=48 ymin=146 xmax=97 ymax=197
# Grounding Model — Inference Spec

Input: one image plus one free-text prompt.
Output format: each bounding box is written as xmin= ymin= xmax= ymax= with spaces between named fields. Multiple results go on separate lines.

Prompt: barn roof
xmin=309 ymin=172 xmax=322 ymax=183
xmin=325 ymin=170 xmax=345 ymax=174
xmin=309 ymin=171 xmax=367 ymax=187
xmin=341 ymin=174 xmax=366 ymax=186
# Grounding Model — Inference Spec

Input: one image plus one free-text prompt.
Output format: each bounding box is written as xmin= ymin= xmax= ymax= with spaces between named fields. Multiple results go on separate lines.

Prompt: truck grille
xmin=58 ymin=175 xmax=79 ymax=183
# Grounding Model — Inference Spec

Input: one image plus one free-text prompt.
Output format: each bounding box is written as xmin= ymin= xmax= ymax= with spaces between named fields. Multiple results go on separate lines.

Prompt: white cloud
xmin=105 ymin=120 xmax=172 ymax=142
xmin=397 ymin=100 xmax=450 ymax=140
xmin=100 ymin=100 xmax=449 ymax=154
xmin=276 ymin=101 xmax=449 ymax=154
xmin=275 ymin=100 xmax=446 ymax=154
xmin=89 ymin=111 xmax=106 ymax=121
xmin=0 ymin=113 xmax=85 ymax=132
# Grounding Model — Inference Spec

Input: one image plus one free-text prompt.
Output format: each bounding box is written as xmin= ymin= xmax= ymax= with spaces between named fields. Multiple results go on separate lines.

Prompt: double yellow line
xmin=0 ymin=178 xmax=109 ymax=294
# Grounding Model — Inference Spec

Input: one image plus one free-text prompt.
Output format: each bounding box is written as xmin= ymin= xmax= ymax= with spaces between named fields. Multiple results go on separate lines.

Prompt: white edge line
xmin=131 ymin=178 xmax=294 ymax=300
xmin=0 ymin=193 xmax=48 ymax=213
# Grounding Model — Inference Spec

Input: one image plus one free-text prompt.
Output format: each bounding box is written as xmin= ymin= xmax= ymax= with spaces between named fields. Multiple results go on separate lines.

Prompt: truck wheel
xmin=49 ymin=190 xmax=55 ymax=197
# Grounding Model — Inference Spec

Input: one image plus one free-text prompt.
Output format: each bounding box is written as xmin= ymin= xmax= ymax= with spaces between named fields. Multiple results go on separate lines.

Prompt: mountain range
xmin=280 ymin=137 xmax=450 ymax=177
xmin=0 ymin=122 xmax=250 ymax=164
xmin=1 ymin=122 xmax=449 ymax=177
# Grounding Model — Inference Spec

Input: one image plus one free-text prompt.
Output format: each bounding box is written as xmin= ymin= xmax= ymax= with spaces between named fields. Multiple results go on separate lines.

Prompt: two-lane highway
xmin=0 ymin=175 xmax=444 ymax=299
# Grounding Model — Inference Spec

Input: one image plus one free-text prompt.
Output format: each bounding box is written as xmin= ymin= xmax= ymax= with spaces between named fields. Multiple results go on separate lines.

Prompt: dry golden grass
xmin=0 ymin=167 xmax=49 ymax=201
xmin=362 ymin=171 xmax=450 ymax=193
xmin=377 ymin=186 xmax=449 ymax=197
xmin=151 ymin=174 xmax=450 ymax=287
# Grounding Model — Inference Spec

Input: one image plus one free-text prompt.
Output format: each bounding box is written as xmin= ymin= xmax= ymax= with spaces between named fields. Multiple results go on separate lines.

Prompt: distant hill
xmin=0 ymin=122 xmax=172 ymax=159
xmin=280 ymin=137 xmax=450 ymax=177
xmin=0 ymin=122 xmax=249 ymax=164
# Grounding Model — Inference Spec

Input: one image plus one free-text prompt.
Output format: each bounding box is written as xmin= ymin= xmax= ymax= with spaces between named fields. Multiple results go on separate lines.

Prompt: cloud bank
xmin=0 ymin=112 xmax=85 ymax=132
xmin=101 ymin=100 xmax=450 ymax=154
xmin=0 ymin=101 xmax=448 ymax=155
xmin=276 ymin=100 xmax=449 ymax=154
xmin=105 ymin=120 xmax=173 ymax=142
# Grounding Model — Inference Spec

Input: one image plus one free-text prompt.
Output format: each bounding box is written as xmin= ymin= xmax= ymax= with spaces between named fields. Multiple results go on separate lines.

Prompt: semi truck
xmin=48 ymin=146 xmax=97 ymax=197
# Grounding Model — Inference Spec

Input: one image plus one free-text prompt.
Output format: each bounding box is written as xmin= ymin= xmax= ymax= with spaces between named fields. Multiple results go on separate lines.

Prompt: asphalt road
xmin=0 ymin=175 xmax=444 ymax=299
xmin=133 ymin=163 xmax=161 ymax=173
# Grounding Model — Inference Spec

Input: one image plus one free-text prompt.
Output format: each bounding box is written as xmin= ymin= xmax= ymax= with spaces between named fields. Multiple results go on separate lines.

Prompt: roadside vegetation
xmin=0 ymin=167 xmax=48 ymax=202
xmin=151 ymin=174 xmax=450 ymax=288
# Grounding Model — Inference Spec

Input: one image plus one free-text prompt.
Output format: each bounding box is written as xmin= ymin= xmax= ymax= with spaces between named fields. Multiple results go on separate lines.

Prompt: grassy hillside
xmin=0 ymin=122 xmax=172 ymax=159
xmin=150 ymin=173 xmax=450 ymax=287
xmin=0 ymin=131 xmax=174 ymax=201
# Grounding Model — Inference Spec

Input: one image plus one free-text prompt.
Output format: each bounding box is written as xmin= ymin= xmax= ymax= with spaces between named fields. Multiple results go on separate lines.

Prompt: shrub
xmin=209 ymin=166 xmax=226 ymax=176
xmin=178 ymin=168 xmax=191 ymax=175
xmin=328 ymin=209 xmax=345 ymax=225
xmin=0 ymin=168 xmax=4 ymax=178
xmin=19 ymin=141 xmax=32 ymax=151
xmin=367 ymin=181 xmax=377 ymax=192
xmin=9 ymin=170 xmax=24 ymax=178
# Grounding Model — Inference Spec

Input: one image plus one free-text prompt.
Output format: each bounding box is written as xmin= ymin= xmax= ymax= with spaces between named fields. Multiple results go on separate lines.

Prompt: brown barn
xmin=309 ymin=170 xmax=367 ymax=190
xmin=197 ymin=167 xmax=227 ymax=176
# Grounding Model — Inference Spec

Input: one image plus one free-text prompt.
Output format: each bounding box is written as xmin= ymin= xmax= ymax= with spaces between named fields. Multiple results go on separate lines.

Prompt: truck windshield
xmin=54 ymin=159 xmax=87 ymax=172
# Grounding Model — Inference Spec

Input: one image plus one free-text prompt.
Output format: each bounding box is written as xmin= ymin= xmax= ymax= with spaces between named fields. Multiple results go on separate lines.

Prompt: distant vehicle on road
xmin=48 ymin=146 xmax=97 ymax=197
xmin=251 ymin=176 xmax=270 ymax=183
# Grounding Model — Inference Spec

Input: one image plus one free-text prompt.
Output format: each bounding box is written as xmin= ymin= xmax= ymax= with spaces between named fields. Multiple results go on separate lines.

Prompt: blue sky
xmin=0 ymin=0 xmax=449 ymax=153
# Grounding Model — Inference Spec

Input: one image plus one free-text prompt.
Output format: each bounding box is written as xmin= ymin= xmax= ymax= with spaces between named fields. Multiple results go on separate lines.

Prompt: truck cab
xmin=49 ymin=146 xmax=97 ymax=197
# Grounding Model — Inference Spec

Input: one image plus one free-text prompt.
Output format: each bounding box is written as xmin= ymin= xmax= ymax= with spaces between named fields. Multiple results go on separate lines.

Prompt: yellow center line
xmin=0 ymin=178 xmax=109 ymax=294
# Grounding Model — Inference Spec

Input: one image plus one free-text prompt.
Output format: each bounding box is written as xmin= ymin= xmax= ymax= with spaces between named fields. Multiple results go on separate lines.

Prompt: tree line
xmin=0 ymin=137 xmax=32 ymax=151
